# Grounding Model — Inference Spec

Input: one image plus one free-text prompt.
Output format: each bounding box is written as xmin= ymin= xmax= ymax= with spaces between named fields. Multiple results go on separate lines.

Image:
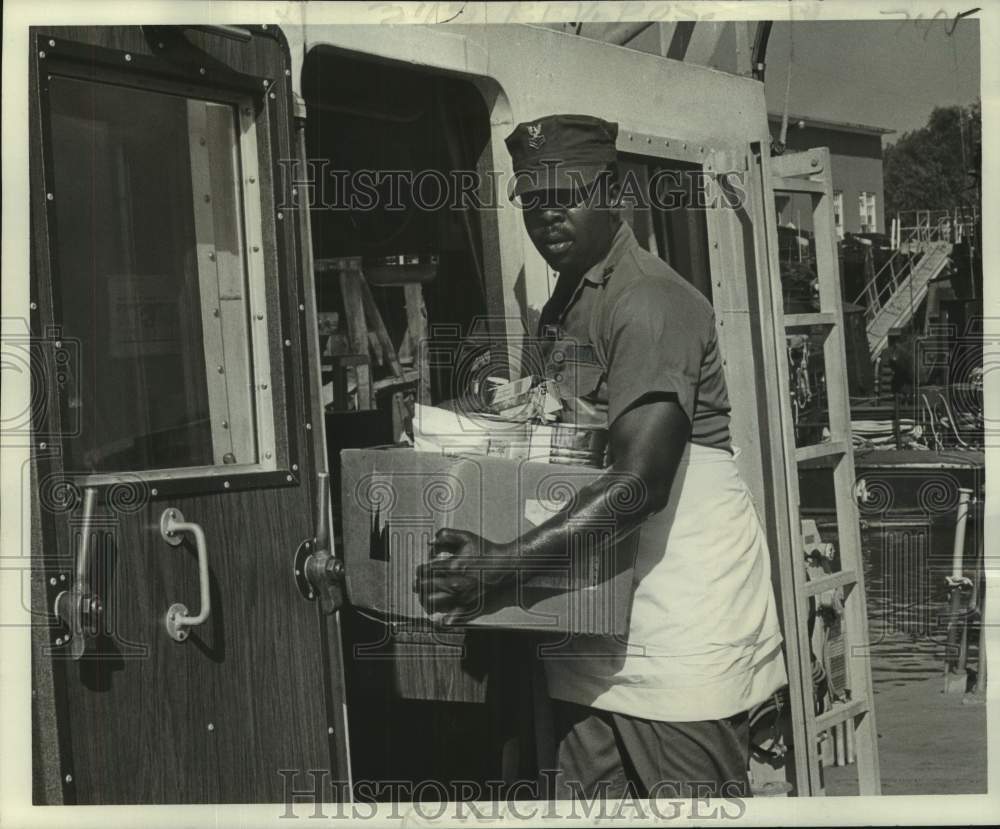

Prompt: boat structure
xmin=793 ymin=208 xmax=984 ymax=525
xmin=18 ymin=12 xmax=985 ymax=808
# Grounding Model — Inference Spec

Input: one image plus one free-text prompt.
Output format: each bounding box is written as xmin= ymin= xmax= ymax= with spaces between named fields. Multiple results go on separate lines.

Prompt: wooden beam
xmin=339 ymin=270 xmax=373 ymax=409
xmin=734 ymin=22 xmax=753 ymax=77
xmin=815 ymin=698 xmax=870 ymax=732
xmin=784 ymin=312 xmax=837 ymax=330
xmin=804 ymin=568 xmax=857 ymax=598
xmin=359 ymin=277 xmax=404 ymax=378
xmin=404 ymin=283 xmax=430 ymax=405
xmin=665 ymin=21 xmax=696 ymax=60
xmin=795 ymin=440 xmax=849 ymax=463
xmin=753 ymin=145 xmax=820 ymax=794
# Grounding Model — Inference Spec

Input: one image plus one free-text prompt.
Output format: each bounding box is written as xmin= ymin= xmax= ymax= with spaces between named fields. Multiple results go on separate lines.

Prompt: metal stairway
xmin=856 ymin=237 xmax=952 ymax=359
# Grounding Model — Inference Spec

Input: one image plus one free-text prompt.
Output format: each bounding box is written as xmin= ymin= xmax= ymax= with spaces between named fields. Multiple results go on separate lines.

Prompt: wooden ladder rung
xmin=773 ymin=176 xmax=827 ymax=194
xmin=814 ymin=697 xmax=870 ymax=732
xmin=804 ymin=568 xmax=857 ymax=598
xmin=784 ymin=312 xmax=838 ymax=330
xmin=795 ymin=440 xmax=849 ymax=463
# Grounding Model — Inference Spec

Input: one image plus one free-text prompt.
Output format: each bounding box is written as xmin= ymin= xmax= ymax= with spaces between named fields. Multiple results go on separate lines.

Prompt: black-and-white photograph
xmin=1 ymin=1 xmax=993 ymax=826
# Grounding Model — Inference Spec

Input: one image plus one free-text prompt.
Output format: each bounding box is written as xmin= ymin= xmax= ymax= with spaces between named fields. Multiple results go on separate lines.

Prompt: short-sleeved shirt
xmin=532 ymin=225 xmax=787 ymax=723
xmin=535 ymin=221 xmax=732 ymax=452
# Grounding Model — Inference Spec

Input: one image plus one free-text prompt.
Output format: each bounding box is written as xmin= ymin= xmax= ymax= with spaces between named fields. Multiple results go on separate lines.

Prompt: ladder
xmin=762 ymin=148 xmax=881 ymax=795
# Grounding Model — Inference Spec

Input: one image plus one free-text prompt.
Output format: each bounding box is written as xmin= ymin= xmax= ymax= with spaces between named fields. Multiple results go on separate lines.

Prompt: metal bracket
xmin=770 ymin=149 xmax=826 ymax=179
xmin=616 ymin=129 xmax=710 ymax=164
xmin=165 ymin=602 xmax=192 ymax=642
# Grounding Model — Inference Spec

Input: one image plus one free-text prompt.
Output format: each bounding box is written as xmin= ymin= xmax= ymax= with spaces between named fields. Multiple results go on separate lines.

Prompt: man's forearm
xmin=468 ymin=468 xmax=660 ymax=587
xmin=415 ymin=401 xmax=690 ymax=615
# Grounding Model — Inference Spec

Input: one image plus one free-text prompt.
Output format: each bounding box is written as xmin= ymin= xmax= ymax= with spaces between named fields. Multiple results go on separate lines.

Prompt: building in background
xmin=769 ymin=113 xmax=894 ymax=236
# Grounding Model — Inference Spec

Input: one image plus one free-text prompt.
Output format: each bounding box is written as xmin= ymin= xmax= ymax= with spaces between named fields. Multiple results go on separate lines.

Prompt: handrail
xmin=853 ymin=219 xmax=953 ymax=322
xmin=893 ymin=207 xmax=978 ymax=249
xmin=852 ymin=230 xmax=925 ymax=318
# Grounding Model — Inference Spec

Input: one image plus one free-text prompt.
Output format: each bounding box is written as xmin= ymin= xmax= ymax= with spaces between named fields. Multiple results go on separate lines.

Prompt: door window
xmin=46 ymin=76 xmax=273 ymax=474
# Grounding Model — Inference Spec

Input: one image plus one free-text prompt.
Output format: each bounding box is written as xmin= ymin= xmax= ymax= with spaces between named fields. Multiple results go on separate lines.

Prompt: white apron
xmin=544 ymin=443 xmax=788 ymax=722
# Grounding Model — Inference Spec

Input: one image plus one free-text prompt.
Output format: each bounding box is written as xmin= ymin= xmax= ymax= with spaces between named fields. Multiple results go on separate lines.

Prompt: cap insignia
xmin=527 ymin=123 xmax=546 ymax=150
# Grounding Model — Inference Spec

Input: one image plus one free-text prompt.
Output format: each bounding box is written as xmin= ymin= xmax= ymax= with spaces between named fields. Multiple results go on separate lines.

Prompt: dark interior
xmin=302 ymin=48 xmax=492 ymax=406
xmin=302 ymin=48 xmax=531 ymax=797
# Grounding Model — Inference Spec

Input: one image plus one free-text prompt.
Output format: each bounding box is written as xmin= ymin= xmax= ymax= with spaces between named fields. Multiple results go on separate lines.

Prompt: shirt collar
xmin=580 ymin=220 xmax=640 ymax=286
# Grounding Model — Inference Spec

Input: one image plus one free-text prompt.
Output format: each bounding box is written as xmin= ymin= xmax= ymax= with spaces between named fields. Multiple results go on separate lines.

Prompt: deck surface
xmin=822 ymin=675 xmax=987 ymax=795
xmin=851 ymin=448 xmax=985 ymax=469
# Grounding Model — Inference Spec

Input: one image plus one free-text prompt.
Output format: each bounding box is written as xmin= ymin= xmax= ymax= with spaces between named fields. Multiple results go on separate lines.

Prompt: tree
xmin=883 ymin=101 xmax=980 ymax=216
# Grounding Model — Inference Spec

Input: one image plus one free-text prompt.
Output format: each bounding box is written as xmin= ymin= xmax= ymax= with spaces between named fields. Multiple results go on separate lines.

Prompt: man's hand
xmin=412 ymin=528 xmax=512 ymax=623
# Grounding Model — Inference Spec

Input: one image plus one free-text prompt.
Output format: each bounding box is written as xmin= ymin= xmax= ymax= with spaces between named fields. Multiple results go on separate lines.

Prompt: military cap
xmin=504 ymin=114 xmax=618 ymax=199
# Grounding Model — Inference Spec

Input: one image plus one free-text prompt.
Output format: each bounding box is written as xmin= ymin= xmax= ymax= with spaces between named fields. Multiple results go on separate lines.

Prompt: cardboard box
xmin=340 ymin=447 xmax=637 ymax=634
xmin=488 ymin=375 xmax=536 ymax=412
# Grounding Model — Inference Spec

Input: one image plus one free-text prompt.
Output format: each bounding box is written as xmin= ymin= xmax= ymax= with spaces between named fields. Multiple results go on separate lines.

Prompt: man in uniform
xmin=415 ymin=114 xmax=786 ymax=800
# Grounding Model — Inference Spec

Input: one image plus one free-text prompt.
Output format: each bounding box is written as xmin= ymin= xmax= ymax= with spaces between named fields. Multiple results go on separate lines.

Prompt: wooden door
xmin=29 ymin=25 xmax=349 ymax=804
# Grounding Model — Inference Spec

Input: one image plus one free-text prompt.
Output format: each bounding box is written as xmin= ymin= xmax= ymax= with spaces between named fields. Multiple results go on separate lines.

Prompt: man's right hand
xmin=412 ymin=528 xmax=511 ymax=622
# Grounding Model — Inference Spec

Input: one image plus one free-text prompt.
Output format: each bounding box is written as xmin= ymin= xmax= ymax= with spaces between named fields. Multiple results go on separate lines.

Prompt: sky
xmin=763 ymin=18 xmax=981 ymax=144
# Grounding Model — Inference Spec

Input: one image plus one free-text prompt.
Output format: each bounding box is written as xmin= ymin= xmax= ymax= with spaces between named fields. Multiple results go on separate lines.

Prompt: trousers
xmin=550 ymin=699 xmax=751 ymax=801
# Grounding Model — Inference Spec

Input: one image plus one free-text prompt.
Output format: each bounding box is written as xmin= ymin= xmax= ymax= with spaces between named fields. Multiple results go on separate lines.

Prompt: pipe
xmin=751 ymin=21 xmax=774 ymax=81
xmin=315 ymin=472 xmax=331 ymax=551
xmin=893 ymin=393 xmax=902 ymax=450
xmin=976 ymin=577 xmax=987 ymax=698
xmin=977 ymin=622 xmax=987 ymax=691
xmin=835 ymin=722 xmax=846 ymax=766
xmin=946 ymin=488 xmax=974 ymax=680
xmin=973 ymin=494 xmax=987 ymax=697
xmin=75 ymin=487 xmax=97 ymax=592
xmin=952 ymin=488 xmax=973 ymax=580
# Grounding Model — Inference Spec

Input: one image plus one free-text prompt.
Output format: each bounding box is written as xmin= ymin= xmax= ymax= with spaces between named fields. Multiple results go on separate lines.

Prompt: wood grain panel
xmin=57 ymin=499 xmax=199 ymax=803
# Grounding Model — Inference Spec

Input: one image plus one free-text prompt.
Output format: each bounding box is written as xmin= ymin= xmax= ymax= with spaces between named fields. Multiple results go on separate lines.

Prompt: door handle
xmin=53 ymin=487 xmax=103 ymax=659
xmin=160 ymin=508 xmax=211 ymax=642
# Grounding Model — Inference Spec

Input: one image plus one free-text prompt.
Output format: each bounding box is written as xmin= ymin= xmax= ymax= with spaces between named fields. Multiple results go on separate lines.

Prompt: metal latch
xmin=53 ymin=487 xmax=102 ymax=659
xmin=293 ymin=472 xmax=346 ymax=615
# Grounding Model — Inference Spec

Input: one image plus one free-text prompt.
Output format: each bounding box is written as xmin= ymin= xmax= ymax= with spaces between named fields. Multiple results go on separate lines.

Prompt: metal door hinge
xmin=294 ymin=540 xmax=345 ymax=615
xmin=293 ymin=472 xmax=346 ymax=614
xmin=706 ymin=149 xmax=748 ymax=174
xmin=52 ymin=487 xmax=102 ymax=659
